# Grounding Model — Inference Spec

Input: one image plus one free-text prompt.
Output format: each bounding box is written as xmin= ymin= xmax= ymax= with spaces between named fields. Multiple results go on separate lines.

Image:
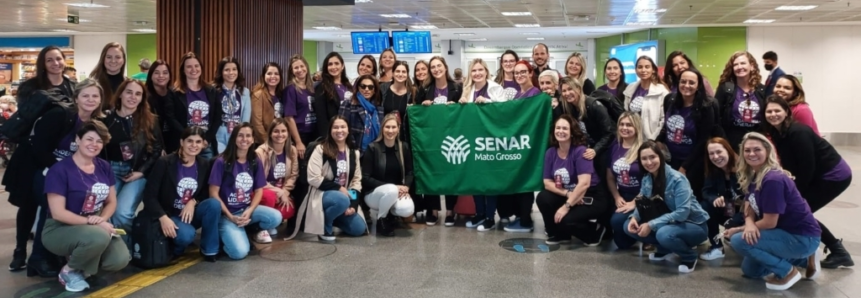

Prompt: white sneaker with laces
xmin=255 ymin=230 xmax=273 ymax=244
xmin=699 ymin=247 xmax=726 ymax=261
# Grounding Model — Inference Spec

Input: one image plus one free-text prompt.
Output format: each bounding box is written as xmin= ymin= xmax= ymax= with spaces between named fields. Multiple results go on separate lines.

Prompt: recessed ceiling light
xmin=775 ymin=5 xmax=818 ymax=11
xmin=410 ymin=24 xmax=437 ymax=29
xmin=52 ymin=29 xmax=78 ymax=32
xmin=56 ymin=18 xmax=90 ymax=22
xmin=455 ymin=33 xmax=475 ymax=36
xmin=65 ymin=2 xmax=109 ymax=8
xmin=520 ymin=32 xmax=540 ymax=35
xmin=380 ymin=14 xmax=411 ymax=18
xmin=626 ymin=21 xmax=655 ymax=26
xmin=132 ymin=29 xmax=156 ymax=33
xmin=313 ymin=26 xmax=342 ymax=30
xmin=467 ymin=38 xmax=487 ymax=41
xmin=635 ymin=8 xmax=667 ymax=13
xmin=502 ymin=12 xmax=532 ymax=16
xmin=526 ymin=37 xmax=544 ymax=40
xmin=514 ymin=24 xmax=540 ymax=28
xmin=743 ymin=19 xmax=775 ymax=24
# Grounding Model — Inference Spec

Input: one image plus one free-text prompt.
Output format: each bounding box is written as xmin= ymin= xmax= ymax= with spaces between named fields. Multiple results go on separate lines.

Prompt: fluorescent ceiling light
xmin=355 ymin=0 xmax=372 ymax=3
xmin=526 ymin=37 xmax=544 ymax=40
xmin=52 ymin=29 xmax=78 ymax=32
xmin=467 ymin=38 xmax=487 ymax=41
xmin=502 ymin=12 xmax=532 ymax=16
xmin=410 ymin=24 xmax=437 ymax=29
xmin=634 ymin=8 xmax=667 ymax=13
xmin=626 ymin=21 xmax=655 ymax=26
xmin=65 ymin=2 xmax=109 ymax=8
xmin=775 ymin=5 xmax=817 ymax=11
xmin=380 ymin=14 xmax=411 ymax=18
xmin=455 ymin=33 xmax=475 ymax=36
xmin=514 ymin=24 xmax=540 ymax=28
xmin=520 ymin=32 xmax=540 ymax=35
xmin=313 ymin=26 xmax=342 ymax=30
xmin=743 ymin=19 xmax=775 ymax=24
xmin=132 ymin=29 xmax=156 ymax=33
xmin=335 ymin=34 xmax=350 ymax=37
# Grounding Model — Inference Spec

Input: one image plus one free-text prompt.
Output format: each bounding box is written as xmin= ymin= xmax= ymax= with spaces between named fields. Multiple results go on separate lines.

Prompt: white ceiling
xmin=0 ymin=0 xmax=860 ymax=42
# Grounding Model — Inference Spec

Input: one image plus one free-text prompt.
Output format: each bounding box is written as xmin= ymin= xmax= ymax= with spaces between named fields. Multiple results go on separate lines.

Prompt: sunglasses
xmin=359 ymin=84 xmax=375 ymax=90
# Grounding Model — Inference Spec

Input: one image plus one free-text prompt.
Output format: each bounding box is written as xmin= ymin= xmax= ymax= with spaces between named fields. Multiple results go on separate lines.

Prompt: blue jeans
xmin=473 ymin=195 xmax=497 ymax=220
xmin=611 ymin=211 xmax=636 ymax=249
xmin=108 ymin=161 xmax=147 ymax=244
xmin=171 ymin=198 xmax=221 ymax=256
xmin=624 ymin=220 xmax=708 ymax=262
xmin=730 ymin=229 xmax=819 ymax=279
xmin=215 ymin=125 xmax=230 ymax=154
xmin=218 ymin=205 xmax=282 ymax=260
xmin=322 ymin=190 xmax=367 ymax=236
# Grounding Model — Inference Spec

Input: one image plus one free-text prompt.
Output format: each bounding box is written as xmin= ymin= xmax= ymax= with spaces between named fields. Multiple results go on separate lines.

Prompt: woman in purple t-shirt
xmin=607 ymin=112 xmax=645 ymax=250
xmin=597 ymin=58 xmax=627 ymax=107
xmin=714 ymin=51 xmax=766 ymax=148
xmin=255 ymin=119 xmax=299 ymax=234
xmin=512 ymin=61 xmax=541 ymax=100
xmin=537 ymin=115 xmax=609 ymax=246
xmin=726 ymin=132 xmax=821 ymax=291
xmin=493 ymin=50 xmax=520 ymax=98
xmin=284 ymin=55 xmax=316 ymax=157
xmin=209 ymin=123 xmax=282 ymax=259
xmin=173 ymin=52 xmax=222 ymax=160
xmin=42 ymin=121 xmax=129 ymax=292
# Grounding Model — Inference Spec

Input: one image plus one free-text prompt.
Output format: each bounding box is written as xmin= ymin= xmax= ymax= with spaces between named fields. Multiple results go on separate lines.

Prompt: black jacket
xmin=141 ymin=153 xmax=212 ymax=218
xmin=714 ymin=81 xmax=766 ymax=146
xmin=170 ymin=85 xmax=222 ymax=149
xmin=313 ymin=83 xmax=345 ymax=138
xmin=100 ymin=111 xmax=164 ymax=175
xmin=702 ymin=170 xmax=740 ymax=205
xmin=770 ymin=122 xmax=844 ymax=195
xmin=360 ymin=141 xmax=414 ymax=195
xmin=147 ymin=88 xmax=177 ymax=144
xmin=552 ymin=96 xmax=616 ymax=157
xmin=423 ymin=79 xmax=462 ymax=104
xmin=582 ymin=78 xmax=596 ymax=96
xmin=657 ymin=94 xmax=722 ymax=171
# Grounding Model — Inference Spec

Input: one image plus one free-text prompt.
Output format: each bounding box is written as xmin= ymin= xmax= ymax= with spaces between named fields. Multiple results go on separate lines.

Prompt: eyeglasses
xmin=359 ymin=84 xmax=375 ymax=90
xmin=514 ymin=70 xmax=530 ymax=77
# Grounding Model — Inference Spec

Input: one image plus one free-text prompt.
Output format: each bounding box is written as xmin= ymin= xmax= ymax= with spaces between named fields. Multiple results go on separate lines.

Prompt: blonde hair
xmin=616 ymin=112 xmax=644 ymax=164
xmin=374 ymin=113 xmax=401 ymax=143
xmin=0 ymin=95 xmax=16 ymax=107
xmin=559 ymin=76 xmax=587 ymax=120
xmin=462 ymin=58 xmax=490 ymax=97
xmin=565 ymin=52 xmax=587 ymax=84
xmin=736 ymin=132 xmax=793 ymax=194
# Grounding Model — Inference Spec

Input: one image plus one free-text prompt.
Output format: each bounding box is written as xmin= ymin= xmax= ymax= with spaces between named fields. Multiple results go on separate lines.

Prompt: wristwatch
xmin=564 ymin=202 xmax=574 ymax=208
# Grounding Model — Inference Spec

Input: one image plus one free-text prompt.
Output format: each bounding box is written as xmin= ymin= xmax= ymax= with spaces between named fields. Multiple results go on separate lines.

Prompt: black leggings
xmin=537 ymin=187 xmax=609 ymax=243
xmin=15 ymin=201 xmax=38 ymax=250
xmin=425 ymin=195 xmax=458 ymax=213
xmin=802 ymin=176 xmax=852 ymax=247
xmin=498 ymin=192 xmax=535 ymax=226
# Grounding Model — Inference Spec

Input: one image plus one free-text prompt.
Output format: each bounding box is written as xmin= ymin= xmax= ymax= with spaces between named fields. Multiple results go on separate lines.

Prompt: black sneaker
xmin=425 ymin=213 xmax=439 ymax=226
xmin=584 ymin=225 xmax=606 ymax=247
xmin=545 ymin=235 xmax=571 ymax=245
xmin=466 ymin=215 xmax=485 ymax=229
xmin=318 ymin=232 xmax=336 ymax=242
xmin=9 ymin=248 xmax=26 ymax=271
xmin=679 ymin=259 xmax=697 ymax=273
xmin=477 ymin=219 xmax=495 ymax=232
xmin=444 ymin=215 xmax=455 ymax=227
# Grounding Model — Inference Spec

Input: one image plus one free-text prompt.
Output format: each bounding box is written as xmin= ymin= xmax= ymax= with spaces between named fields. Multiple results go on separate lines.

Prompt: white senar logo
xmin=441 ymin=135 xmax=471 ymax=165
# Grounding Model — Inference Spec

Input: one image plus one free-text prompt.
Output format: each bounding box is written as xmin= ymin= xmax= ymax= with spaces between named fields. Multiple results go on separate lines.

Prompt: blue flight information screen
xmin=392 ymin=31 xmax=432 ymax=53
xmin=351 ymin=32 xmax=390 ymax=54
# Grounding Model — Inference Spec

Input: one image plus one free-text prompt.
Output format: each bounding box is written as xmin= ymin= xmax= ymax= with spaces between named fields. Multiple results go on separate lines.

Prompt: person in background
xmin=130 ymin=58 xmax=151 ymax=81
xmin=715 ymin=51 xmax=766 ymax=148
xmin=283 ymin=54 xmax=316 ymax=156
xmin=494 ymin=50 xmax=520 ymax=98
xmin=564 ymin=52 xmax=595 ymax=95
xmin=312 ymin=71 xmax=322 ymax=88
xmin=762 ymin=51 xmax=785 ymax=97
xmin=210 ymin=123 xmax=282 ymax=259
xmin=597 ymin=58 xmax=627 ymax=106
xmin=537 ymin=115 xmax=609 ymax=246
xmin=214 ymin=57 xmax=252 ymax=153
xmin=339 ymin=74 xmax=383 ymax=153
xmin=171 ymin=52 xmax=222 ymax=160
xmin=378 ymin=49 xmax=396 ymax=84
xmin=726 ymin=132 xmax=820 ymax=291
xmin=624 ymin=140 xmax=709 ymax=273
xmin=63 ymin=66 xmax=77 ymax=83
xmin=142 ymin=126 xmax=219 ymax=262
xmin=289 ymin=116 xmax=366 ymax=242
xmin=314 ymin=52 xmax=352 ymax=138
xmin=663 ymin=51 xmax=714 ymax=97
xmin=623 ymin=56 xmax=670 ymax=140
xmin=607 ymin=112 xmax=645 ymax=250
xmin=89 ymin=42 xmax=128 ymax=105
xmin=772 ymin=74 xmax=818 ymax=135
xmin=251 ymin=62 xmax=284 ymax=144
xmin=255 ymin=119 xmax=299 ymax=237
xmin=459 ymin=58 xmax=507 ymax=104
xmin=531 ymin=43 xmax=552 ymax=81
xmin=453 ymin=68 xmax=464 ymax=86
xmin=763 ymin=95 xmax=854 ymax=269
xmin=699 ymin=137 xmax=741 ymax=261
xmin=145 ymin=60 xmax=177 ymax=152
xmin=42 ymin=121 xmax=129 ymax=292
xmin=361 ymin=114 xmax=415 ymax=236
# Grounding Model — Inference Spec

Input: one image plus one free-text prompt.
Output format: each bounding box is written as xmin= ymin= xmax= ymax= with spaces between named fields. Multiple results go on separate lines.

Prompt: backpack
xmin=589 ymin=89 xmax=625 ymax=123
xmin=130 ymin=215 xmax=173 ymax=269
xmin=0 ymin=90 xmax=70 ymax=142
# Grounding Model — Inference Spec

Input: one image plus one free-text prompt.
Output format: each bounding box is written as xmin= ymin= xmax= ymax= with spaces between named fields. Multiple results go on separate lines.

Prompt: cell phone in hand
xmin=582 ymin=197 xmax=594 ymax=205
xmin=114 ymin=228 xmax=127 ymax=235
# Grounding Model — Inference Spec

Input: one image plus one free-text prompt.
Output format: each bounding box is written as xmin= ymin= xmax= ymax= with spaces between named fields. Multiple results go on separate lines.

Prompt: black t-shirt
xmin=106 ymin=113 xmax=134 ymax=163
xmin=383 ymin=145 xmax=402 ymax=185
xmin=108 ymin=73 xmax=125 ymax=93
xmin=383 ymin=90 xmax=408 ymax=121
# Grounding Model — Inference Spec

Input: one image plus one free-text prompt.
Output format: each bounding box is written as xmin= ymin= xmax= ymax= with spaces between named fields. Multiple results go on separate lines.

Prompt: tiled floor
xmin=1 ymin=147 xmax=860 ymax=298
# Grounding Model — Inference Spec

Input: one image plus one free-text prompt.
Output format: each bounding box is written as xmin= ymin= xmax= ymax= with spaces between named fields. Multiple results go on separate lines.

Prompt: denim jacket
xmin=702 ymin=170 xmax=740 ymax=205
xmin=632 ymin=165 xmax=709 ymax=230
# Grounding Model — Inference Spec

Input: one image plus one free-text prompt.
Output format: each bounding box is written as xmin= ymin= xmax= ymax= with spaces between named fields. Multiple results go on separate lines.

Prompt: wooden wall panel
xmin=156 ymin=0 xmax=195 ymax=85
xmin=200 ymin=0 xmax=235 ymax=84
xmin=235 ymin=0 xmax=304 ymax=88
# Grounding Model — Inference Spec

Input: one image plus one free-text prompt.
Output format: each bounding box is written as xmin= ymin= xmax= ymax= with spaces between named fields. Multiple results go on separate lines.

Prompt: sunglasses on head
xmin=359 ymin=84 xmax=375 ymax=90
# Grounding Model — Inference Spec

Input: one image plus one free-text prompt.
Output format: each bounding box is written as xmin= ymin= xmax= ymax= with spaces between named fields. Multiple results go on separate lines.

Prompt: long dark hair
xmin=413 ymin=60 xmax=430 ymax=89
xmin=428 ymin=56 xmax=455 ymax=85
xmin=778 ymin=74 xmax=806 ymax=106
xmin=392 ymin=61 xmax=416 ymax=104
xmin=113 ymin=79 xmax=157 ymax=152
xmin=286 ymin=54 xmax=314 ymax=94
xmin=221 ymin=122 xmax=256 ymax=165
xmin=214 ymin=56 xmax=246 ymax=93
xmin=321 ymin=52 xmax=351 ymax=103
xmin=763 ymin=95 xmax=794 ymax=135
xmin=89 ymin=42 xmax=127 ymax=101
xmin=669 ymin=69 xmax=708 ymax=117
xmin=32 ymin=46 xmax=67 ymax=92
xmin=252 ymin=62 xmax=284 ymax=98
xmin=549 ymin=114 xmax=587 ymax=148
xmin=663 ymin=51 xmax=699 ymax=91
xmin=635 ymin=56 xmax=666 ymax=89
xmin=322 ymin=115 xmax=356 ymax=160
xmin=378 ymin=48 xmax=396 ymax=78
xmin=177 ymin=126 xmax=207 ymax=160
xmin=265 ymin=118 xmax=293 ymax=164
xmin=145 ymin=59 xmax=171 ymax=96
xmin=603 ymin=58 xmax=625 ymax=85
xmin=637 ymin=140 xmax=667 ymax=199
xmin=494 ymin=50 xmax=520 ymax=85
xmin=353 ymin=75 xmax=381 ymax=105
xmin=174 ymin=52 xmax=202 ymax=94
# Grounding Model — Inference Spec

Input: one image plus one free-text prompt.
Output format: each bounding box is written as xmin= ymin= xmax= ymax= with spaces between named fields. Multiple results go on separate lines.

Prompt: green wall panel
xmin=126 ymin=34 xmax=157 ymax=77
xmin=303 ymin=40 xmax=318 ymax=73
xmin=697 ymin=27 xmax=747 ymax=88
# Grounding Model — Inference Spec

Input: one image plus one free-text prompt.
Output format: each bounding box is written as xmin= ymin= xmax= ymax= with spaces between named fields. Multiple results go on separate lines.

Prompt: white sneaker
xmin=254 ymin=230 xmax=273 ymax=244
xmin=699 ymin=247 xmax=726 ymax=261
xmin=268 ymin=228 xmax=278 ymax=236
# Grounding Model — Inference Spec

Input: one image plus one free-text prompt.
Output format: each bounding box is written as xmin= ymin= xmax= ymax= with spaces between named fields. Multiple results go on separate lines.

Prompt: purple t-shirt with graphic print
xmin=335 ymin=84 xmax=351 ymax=102
xmin=283 ymin=85 xmax=315 ymax=133
xmin=53 ymin=117 xmax=82 ymax=160
xmin=267 ymin=151 xmax=288 ymax=188
xmin=473 ymin=84 xmax=488 ymax=100
xmin=44 ymin=157 xmax=116 ymax=217
xmin=608 ymin=140 xmax=641 ymax=197
xmin=628 ymin=86 xmax=648 ymax=114
xmin=664 ymin=106 xmax=696 ymax=163
xmin=822 ymin=159 xmax=851 ymax=182
xmin=746 ymin=169 xmax=821 ymax=237
xmin=543 ymin=145 xmax=599 ymax=190
xmin=187 ymin=89 xmax=210 ymax=127
xmin=173 ymin=161 xmax=199 ymax=213
xmin=731 ymin=88 xmax=761 ymax=128
xmin=209 ymin=157 xmax=267 ymax=213
xmin=598 ymin=85 xmax=618 ymax=97
xmin=333 ymin=151 xmax=348 ymax=186
xmin=515 ymin=86 xmax=541 ymax=100
xmin=432 ymin=87 xmax=449 ymax=104
xmin=501 ymin=80 xmax=520 ymax=99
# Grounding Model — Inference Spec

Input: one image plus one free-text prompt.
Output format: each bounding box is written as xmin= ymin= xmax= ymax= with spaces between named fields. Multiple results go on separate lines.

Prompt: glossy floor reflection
xmin=0 ymin=147 xmax=859 ymax=298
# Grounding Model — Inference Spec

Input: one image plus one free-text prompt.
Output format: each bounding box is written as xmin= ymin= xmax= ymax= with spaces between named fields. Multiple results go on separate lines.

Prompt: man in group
xmin=762 ymin=51 xmax=785 ymax=97
xmin=63 ymin=67 xmax=77 ymax=83
xmin=532 ymin=43 xmax=551 ymax=81
xmin=131 ymin=58 xmax=151 ymax=81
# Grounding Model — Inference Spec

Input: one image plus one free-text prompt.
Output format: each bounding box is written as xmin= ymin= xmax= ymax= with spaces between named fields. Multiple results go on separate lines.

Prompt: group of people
xmin=2 ymin=41 xmax=851 ymax=293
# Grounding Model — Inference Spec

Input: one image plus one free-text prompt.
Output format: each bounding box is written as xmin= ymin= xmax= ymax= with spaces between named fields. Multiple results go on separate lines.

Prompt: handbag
xmin=634 ymin=194 xmax=671 ymax=223
xmin=130 ymin=215 xmax=173 ymax=269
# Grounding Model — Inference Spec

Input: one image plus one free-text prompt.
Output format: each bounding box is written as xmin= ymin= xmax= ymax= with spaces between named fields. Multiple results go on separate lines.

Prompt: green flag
xmin=407 ymin=93 xmax=553 ymax=195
